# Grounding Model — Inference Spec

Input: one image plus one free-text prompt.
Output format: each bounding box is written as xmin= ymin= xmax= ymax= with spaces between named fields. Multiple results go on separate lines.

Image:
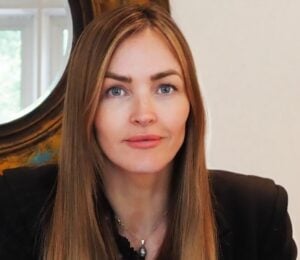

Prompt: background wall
xmin=171 ymin=0 xmax=299 ymax=249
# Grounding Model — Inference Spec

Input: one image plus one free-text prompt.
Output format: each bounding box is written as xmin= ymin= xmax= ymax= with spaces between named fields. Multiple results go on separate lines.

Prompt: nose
xmin=129 ymin=95 xmax=157 ymax=127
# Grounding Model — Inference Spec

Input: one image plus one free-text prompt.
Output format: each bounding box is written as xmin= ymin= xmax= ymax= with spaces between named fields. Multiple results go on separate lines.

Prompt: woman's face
xmin=94 ymin=28 xmax=190 ymax=175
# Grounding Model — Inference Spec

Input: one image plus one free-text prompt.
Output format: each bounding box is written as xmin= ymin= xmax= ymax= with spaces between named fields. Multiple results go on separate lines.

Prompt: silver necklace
xmin=115 ymin=212 xmax=167 ymax=258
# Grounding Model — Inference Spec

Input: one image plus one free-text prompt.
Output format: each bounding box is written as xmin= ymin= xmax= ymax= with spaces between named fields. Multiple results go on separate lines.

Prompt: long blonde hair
xmin=43 ymin=4 xmax=217 ymax=260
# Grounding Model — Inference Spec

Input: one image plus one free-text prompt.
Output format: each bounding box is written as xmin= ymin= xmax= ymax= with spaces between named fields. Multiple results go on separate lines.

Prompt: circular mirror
xmin=0 ymin=0 xmax=73 ymax=124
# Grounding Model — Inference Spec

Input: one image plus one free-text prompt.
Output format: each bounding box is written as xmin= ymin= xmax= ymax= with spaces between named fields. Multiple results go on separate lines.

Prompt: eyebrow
xmin=105 ymin=69 xmax=182 ymax=83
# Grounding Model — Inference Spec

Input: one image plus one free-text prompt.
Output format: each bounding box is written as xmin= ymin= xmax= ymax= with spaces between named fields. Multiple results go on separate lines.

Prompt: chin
xmin=105 ymin=155 xmax=174 ymax=175
xmin=124 ymin=161 xmax=172 ymax=175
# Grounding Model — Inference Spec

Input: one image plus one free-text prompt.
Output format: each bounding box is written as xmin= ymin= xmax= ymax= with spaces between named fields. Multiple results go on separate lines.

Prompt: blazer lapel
xmin=210 ymin=170 xmax=234 ymax=260
xmin=216 ymin=208 xmax=234 ymax=260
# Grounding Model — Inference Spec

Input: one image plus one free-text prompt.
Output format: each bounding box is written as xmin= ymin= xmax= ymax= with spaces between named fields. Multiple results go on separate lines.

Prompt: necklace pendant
xmin=138 ymin=240 xmax=147 ymax=258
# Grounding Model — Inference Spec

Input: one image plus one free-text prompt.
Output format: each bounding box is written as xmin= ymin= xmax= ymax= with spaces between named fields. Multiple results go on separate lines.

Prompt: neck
xmin=102 ymin=163 xmax=171 ymax=239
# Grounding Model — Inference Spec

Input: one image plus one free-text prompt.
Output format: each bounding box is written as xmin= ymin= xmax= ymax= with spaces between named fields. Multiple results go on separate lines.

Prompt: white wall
xmin=171 ymin=0 xmax=299 ymax=249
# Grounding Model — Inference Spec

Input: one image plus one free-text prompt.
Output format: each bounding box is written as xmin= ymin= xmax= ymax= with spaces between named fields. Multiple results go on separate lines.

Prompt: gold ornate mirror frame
xmin=0 ymin=0 xmax=170 ymax=172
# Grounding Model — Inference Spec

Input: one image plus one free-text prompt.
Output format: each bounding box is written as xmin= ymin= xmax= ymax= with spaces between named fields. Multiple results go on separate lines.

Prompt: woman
xmin=0 ymin=3 xmax=297 ymax=260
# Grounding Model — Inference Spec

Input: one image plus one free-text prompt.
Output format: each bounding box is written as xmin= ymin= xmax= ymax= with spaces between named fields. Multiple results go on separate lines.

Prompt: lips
xmin=124 ymin=135 xmax=163 ymax=149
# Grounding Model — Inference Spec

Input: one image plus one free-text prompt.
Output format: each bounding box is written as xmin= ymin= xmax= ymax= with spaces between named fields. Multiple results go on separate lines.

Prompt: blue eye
xmin=157 ymin=84 xmax=176 ymax=94
xmin=106 ymin=86 xmax=126 ymax=97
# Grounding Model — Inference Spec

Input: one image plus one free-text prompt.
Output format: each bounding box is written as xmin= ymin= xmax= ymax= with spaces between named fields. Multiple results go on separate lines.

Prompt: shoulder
xmin=2 ymin=164 xmax=58 ymax=185
xmin=0 ymin=163 xmax=58 ymax=223
xmin=0 ymin=164 xmax=58 ymax=213
xmin=0 ymin=164 xmax=57 ymax=258
xmin=209 ymin=169 xmax=297 ymax=259
xmin=209 ymin=169 xmax=288 ymax=230
xmin=209 ymin=169 xmax=286 ymax=210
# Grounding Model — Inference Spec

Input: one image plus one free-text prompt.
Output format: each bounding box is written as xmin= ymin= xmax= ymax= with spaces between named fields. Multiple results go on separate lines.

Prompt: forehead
xmin=107 ymin=28 xmax=182 ymax=75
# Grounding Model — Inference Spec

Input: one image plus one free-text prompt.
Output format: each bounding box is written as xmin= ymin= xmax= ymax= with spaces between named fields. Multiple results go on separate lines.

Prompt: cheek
xmin=162 ymin=98 xmax=190 ymax=135
xmin=94 ymin=103 xmax=126 ymax=138
xmin=94 ymin=107 xmax=119 ymax=148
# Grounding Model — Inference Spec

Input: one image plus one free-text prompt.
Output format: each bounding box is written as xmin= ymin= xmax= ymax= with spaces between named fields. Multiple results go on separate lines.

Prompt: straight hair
xmin=43 ymin=4 xmax=218 ymax=260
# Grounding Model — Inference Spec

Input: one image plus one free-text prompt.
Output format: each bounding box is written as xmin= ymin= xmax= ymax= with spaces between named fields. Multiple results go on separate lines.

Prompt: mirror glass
xmin=0 ymin=0 xmax=73 ymax=124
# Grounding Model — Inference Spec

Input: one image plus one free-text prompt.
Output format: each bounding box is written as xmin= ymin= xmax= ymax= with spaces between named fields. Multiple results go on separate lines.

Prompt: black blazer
xmin=0 ymin=164 xmax=297 ymax=260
